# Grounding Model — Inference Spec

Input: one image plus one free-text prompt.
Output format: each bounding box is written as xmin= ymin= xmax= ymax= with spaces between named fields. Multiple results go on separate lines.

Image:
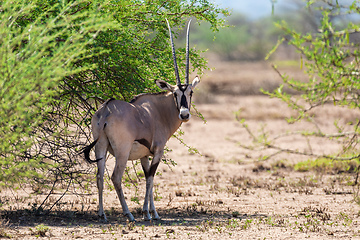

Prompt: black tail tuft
xmin=83 ymin=139 xmax=102 ymax=163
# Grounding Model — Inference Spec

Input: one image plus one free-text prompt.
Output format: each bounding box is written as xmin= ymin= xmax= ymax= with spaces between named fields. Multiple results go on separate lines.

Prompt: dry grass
xmin=0 ymin=217 xmax=11 ymax=238
xmin=1 ymin=164 xmax=359 ymax=239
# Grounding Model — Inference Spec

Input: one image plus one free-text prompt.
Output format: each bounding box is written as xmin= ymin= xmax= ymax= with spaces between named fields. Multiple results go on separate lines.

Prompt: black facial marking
xmin=179 ymin=84 xmax=188 ymax=92
xmin=180 ymin=94 xmax=188 ymax=108
xmin=174 ymin=85 xmax=192 ymax=111
xmin=173 ymin=92 xmax=180 ymax=110
xmin=176 ymin=85 xmax=190 ymax=108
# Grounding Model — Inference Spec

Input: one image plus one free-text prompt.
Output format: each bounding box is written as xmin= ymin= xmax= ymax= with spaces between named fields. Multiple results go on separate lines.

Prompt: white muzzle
xmin=179 ymin=107 xmax=191 ymax=122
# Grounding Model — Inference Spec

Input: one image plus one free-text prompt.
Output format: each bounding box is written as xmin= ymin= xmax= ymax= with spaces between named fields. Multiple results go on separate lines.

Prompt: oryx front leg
xmin=112 ymin=154 xmax=135 ymax=222
xmin=141 ymin=154 xmax=161 ymax=221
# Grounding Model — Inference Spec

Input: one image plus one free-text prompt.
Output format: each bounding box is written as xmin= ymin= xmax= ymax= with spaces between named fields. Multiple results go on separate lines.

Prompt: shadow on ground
xmin=2 ymin=207 xmax=268 ymax=228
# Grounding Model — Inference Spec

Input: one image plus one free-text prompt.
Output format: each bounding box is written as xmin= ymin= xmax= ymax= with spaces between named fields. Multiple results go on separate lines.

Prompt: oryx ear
xmin=190 ymin=76 xmax=200 ymax=89
xmin=155 ymin=79 xmax=175 ymax=91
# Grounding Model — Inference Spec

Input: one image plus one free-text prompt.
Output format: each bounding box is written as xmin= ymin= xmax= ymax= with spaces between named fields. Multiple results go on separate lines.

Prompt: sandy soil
xmin=1 ymin=61 xmax=360 ymax=239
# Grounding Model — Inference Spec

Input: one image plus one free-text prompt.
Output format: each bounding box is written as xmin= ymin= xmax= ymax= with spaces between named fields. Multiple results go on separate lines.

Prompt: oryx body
xmin=83 ymin=19 xmax=200 ymax=222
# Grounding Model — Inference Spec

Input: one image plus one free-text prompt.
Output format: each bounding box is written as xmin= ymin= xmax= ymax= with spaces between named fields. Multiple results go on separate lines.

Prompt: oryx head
xmin=156 ymin=19 xmax=200 ymax=122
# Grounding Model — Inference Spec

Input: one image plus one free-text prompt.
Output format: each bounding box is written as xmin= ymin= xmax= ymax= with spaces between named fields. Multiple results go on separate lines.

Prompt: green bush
xmin=0 ymin=0 xmax=112 ymax=186
xmin=0 ymin=0 xmax=229 ymax=210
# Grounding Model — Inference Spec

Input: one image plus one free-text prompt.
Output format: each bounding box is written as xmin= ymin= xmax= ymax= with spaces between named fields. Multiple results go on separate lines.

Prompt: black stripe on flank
xmin=135 ymin=139 xmax=153 ymax=153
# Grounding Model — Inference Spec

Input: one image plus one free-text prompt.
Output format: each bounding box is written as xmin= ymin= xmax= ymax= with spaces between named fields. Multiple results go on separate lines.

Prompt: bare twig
xmin=47 ymin=177 xmax=72 ymax=213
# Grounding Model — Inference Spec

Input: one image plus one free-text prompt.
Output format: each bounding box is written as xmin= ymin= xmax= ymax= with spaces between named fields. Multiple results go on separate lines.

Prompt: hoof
xmin=150 ymin=211 xmax=160 ymax=221
xmin=152 ymin=216 xmax=161 ymax=221
xmin=143 ymin=211 xmax=152 ymax=221
xmin=99 ymin=214 xmax=108 ymax=223
xmin=124 ymin=213 xmax=136 ymax=222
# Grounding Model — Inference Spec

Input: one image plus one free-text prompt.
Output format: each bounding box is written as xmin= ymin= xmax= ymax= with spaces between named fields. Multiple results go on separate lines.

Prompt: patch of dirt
xmin=1 ymin=61 xmax=360 ymax=239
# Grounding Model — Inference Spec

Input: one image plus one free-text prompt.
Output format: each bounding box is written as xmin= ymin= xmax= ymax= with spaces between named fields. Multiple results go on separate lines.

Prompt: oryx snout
xmin=179 ymin=107 xmax=191 ymax=122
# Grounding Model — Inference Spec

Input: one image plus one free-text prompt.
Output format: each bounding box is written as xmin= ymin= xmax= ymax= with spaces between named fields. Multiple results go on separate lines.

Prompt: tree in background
xmin=0 ymin=0 xmax=229 ymax=212
xmin=188 ymin=0 xmax=357 ymax=62
xmin=189 ymin=0 xmax=322 ymax=61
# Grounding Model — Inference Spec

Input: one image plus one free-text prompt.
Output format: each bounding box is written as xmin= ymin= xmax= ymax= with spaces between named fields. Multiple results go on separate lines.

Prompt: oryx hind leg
xmin=94 ymin=138 xmax=109 ymax=222
xmin=141 ymin=154 xmax=161 ymax=221
xmin=111 ymin=151 xmax=135 ymax=222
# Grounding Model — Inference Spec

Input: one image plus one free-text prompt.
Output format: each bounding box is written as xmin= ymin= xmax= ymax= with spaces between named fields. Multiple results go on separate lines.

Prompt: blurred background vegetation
xmin=187 ymin=0 xmax=360 ymax=62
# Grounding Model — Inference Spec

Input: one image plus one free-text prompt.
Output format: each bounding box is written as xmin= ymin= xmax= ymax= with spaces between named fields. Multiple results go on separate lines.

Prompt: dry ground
xmin=1 ymin=61 xmax=360 ymax=239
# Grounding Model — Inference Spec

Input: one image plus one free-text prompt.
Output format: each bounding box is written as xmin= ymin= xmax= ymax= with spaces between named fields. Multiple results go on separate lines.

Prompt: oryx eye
xmin=190 ymin=90 xmax=193 ymax=97
xmin=173 ymin=92 xmax=178 ymax=99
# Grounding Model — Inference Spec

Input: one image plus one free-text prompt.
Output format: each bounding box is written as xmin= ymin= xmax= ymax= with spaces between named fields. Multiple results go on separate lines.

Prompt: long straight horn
xmin=166 ymin=19 xmax=181 ymax=86
xmin=185 ymin=19 xmax=192 ymax=85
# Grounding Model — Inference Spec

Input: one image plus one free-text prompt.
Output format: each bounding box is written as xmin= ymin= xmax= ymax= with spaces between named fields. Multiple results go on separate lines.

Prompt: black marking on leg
xmin=142 ymin=160 xmax=160 ymax=179
xmin=149 ymin=161 xmax=160 ymax=177
xmin=142 ymin=164 xmax=149 ymax=179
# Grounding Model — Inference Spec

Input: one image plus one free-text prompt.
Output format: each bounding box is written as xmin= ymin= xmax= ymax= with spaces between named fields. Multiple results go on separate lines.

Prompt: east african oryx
xmin=83 ymin=19 xmax=200 ymax=222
